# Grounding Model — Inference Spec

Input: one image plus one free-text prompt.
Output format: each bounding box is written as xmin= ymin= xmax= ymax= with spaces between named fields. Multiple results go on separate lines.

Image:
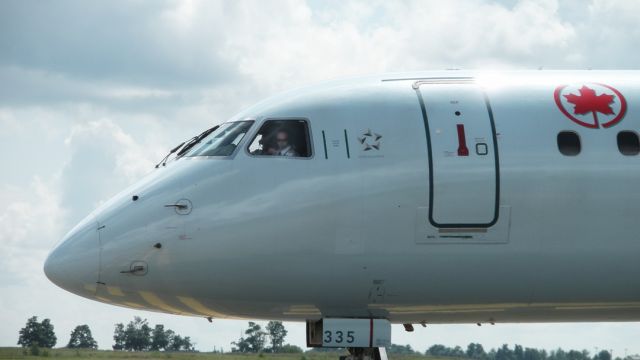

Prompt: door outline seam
xmin=414 ymin=84 xmax=500 ymax=228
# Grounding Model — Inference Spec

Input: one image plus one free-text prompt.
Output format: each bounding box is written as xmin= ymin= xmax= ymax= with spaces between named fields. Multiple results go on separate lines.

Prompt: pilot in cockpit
xmin=249 ymin=120 xmax=308 ymax=157
xmin=270 ymin=130 xmax=298 ymax=157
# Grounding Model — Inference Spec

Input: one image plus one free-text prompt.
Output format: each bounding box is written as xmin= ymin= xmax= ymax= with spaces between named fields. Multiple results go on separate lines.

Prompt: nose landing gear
xmin=341 ymin=347 xmax=388 ymax=360
xmin=307 ymin=319 xmax=391 ymax=360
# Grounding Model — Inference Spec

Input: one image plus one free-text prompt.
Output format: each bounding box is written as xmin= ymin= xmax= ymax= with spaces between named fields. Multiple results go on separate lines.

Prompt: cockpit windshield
xmin=185 ymin=121 xmax=254 ymax=157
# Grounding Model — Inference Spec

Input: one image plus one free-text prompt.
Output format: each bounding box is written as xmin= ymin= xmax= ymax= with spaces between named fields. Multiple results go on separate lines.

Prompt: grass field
xmin=0 ymin=348 xmax=434 ymax=360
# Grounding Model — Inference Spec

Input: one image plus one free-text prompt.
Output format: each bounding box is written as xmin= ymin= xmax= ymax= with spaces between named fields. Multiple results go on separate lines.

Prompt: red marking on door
xmin=456 ymin=124 xmax=469 ymax=156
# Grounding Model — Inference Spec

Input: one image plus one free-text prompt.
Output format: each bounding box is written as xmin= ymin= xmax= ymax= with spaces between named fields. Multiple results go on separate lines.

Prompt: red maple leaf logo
xmin=563 ymin=85 xmax=615 ymax=128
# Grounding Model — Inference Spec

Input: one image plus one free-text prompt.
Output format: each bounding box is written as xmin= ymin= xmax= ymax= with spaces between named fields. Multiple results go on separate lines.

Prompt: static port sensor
xmin=307 ymin=318 xmax=391 ymax=348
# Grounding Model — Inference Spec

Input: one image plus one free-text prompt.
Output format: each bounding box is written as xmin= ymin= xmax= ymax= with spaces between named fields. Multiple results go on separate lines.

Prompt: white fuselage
xmin=45 ymin=71 xmax=640 ymax=325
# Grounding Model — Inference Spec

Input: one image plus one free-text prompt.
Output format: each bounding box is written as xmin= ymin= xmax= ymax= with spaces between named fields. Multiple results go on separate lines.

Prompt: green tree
xmin=67 ymin=325 xmax=97 ymax=349
xmin=168 ymin=334 xmax=182 ymax=351
xmin=427 ymin=344 xmax=448 ymax=356
xmin=496 ymin=345 xmax=516 ymax=360
xmin=167 ymin=334 xmax=195 ymax=352
xmin=452 ymin=346 xmax=466 ymax=357
xmin=124 ymin=317 xmax=152 ymax=351
xmin=17 ymin=316 xmax=57 ymax=348
xmin=113 ymin=319 xmax=195 ymax=352
xmin=426 ymin=344 xmax=464 ymax=357
xmin=232 ymin=322 xmax=266 ymax=353
xmin=232 ymin=335 xmax=250 ymax=352
xmin=524 ymin=347 xmax=547 ymax=360
xmin=567 ymin=350 xmax=590 ymax=360
xmin=113 ymin=323 xmax=126 ymax=350
xmin=266 ymin=321 xmax=287 ymax=352
xmin=279 ymin=344 xmax=303 ymax=353
xmin=164 ymin=329 xmax=175 ymax=345
xmin=594 ymin=350 xmax=612 ymax=360
xmin=550 ymin=349 xmax=568 ymax=360
xmin=515 ymin=345 xmax=525 ymax=360
xmin=388 ymin=344 xmax=418 ymax=355
xmin=467 ymin=343 xmax=487 ymax=359
xmin=181 ymin=336 xmax=195 ymax=351
xmin=150 ymin=325 xmax=169 ymax=351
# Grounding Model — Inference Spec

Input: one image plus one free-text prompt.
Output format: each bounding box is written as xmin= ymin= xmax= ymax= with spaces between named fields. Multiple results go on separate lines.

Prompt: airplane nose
xmin=43 ymin=244 xmax=73 ymax=289
xmin=44 ymin=217 xmax=100 ymax=297
xmin=43 ymin=249 xmax=57 ymax=284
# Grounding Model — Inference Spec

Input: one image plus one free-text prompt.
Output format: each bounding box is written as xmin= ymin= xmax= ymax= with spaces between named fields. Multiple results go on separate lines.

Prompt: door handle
xmin=164 ymin=199 xmax=193 ymax=215
xmin=164 ymin=204 xmax=188 ymax=210
xmin=120 ymin=261 xmax=148 ymax=275
xmin=120 ymin=265 xmax=145 ymax=274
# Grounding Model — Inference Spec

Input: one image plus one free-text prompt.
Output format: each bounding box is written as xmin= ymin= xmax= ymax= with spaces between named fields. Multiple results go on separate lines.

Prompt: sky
xmin=1 ymin=0 xmax=640 ymax=355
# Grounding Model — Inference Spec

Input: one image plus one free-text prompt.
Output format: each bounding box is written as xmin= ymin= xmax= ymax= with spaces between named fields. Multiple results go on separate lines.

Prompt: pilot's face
xmin=276 ymin=132 xmax=289 ymax=148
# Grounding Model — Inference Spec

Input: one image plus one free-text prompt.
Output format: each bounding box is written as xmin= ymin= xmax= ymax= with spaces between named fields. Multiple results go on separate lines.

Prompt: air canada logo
xmin=554 ymin=83 xmax=627 ymax=129
xmin=358 ymin=129 xmax=382 ymax=151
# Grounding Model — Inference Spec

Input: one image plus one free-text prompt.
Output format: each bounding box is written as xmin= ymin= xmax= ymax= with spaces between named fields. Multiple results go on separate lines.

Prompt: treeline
xmin=386 ymin=343 xmax=621 ymax=360
xmin=17 ymin=317 xmax=96 ymax=349
xmin=112 ymin=317 xmax=194 ymax=352
xmin=231 ymin=321 xmax=302 ymax=353
xmin=17 ymin=316 xmax=96 ymax=356
xmin=17 ymin=316 xmax=634 ymax=358
xmin=16 ymin=316 xmax=297 ymax=354
xmin=16 ymin=316 xmax=195 ymax=353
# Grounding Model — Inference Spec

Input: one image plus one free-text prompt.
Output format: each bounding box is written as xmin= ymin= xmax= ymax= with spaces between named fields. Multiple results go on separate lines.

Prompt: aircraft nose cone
xmin=43 ymin=249 xmax=58 ymax=285
xmin=44 ymin=218 xmax=100 ymax=297
xmin=43 ymin=244 xmax=72 ymax=289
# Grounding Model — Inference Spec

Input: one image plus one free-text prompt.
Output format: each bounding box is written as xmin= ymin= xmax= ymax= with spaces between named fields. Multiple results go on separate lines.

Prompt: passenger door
xmin=416 ymin=82 xmax=499 ymax=228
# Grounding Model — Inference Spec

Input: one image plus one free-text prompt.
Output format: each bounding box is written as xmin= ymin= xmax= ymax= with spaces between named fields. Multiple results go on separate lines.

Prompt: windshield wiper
xmin=154 ymin=124 xmax=220 ymax=169
xmin=155 ymin=141 xmax=186 ymax=168
xmin=175 ymin=125 xmax=219 ymax=158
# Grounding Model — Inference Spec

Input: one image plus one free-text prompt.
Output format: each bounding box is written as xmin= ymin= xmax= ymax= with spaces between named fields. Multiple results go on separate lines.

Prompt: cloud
xmin=0 ymin=0 xmax=237 ymax=87
xmin=578 ymin=0 xmax=640 ymax=68
xmin=0 ymin=66 xmax=180 ymax=107
xmin=174 ymin=0 xmax=581 ymax=95
xmin=0 ymin=178 xmax=62 ymax=286
xmin=1 ymin=0 xmax=640 ymax=354
xmin=59 ymin=119 xmax=157 ymax=226
xmin=1 ymin=0 xmax=622 ymax=110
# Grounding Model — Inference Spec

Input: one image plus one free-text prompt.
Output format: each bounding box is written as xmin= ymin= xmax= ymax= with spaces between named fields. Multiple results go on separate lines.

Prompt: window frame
xmin=245 ymin=117 xmax=315 ymax=160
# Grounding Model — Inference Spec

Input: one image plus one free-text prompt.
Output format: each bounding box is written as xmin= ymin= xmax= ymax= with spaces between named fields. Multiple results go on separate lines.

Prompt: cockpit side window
xmin=248 ymin=119 xmax=312 ymax=158
xmin=186 ymin=121 xmax=254 ymax=157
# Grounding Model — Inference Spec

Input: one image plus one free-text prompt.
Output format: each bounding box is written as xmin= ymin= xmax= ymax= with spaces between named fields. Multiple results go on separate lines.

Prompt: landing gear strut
xmin=340 ymin=347 xmax=388 ymax=360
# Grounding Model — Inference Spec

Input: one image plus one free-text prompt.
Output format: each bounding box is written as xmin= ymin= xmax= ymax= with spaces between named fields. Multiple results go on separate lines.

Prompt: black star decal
xmin=359 ymin=129 xmax=383 ymax=151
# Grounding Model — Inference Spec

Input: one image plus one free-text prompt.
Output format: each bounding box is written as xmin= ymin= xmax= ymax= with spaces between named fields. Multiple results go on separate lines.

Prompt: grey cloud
xmin=58 ymin=119 xmax=155 ymax=226
xmin=0 ymin=0 xmax=237 ymax=87
xmin=0 ymin=66 xmax=256 ymax=124
xmin=0 ymin=65 xmax=181 ymax=109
